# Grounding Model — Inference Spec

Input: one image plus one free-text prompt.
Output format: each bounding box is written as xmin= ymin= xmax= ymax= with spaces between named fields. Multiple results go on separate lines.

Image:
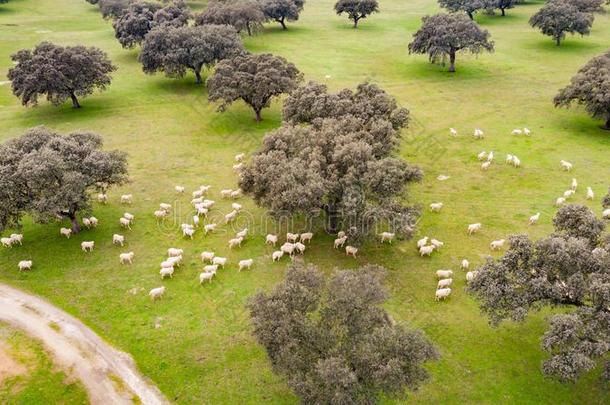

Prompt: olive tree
xmin=468 ymin=205 xmax=610 ymax=383
xmin=140 ymin=25 xmax=244 ymax=84
xmin=0 ymin=127 xmax=128 ymax=233
xmin=334 ymin=0 xmax=379 ymax=28
xmin=240 ymin=82 xmax=422 ymax=240
xmin=554 ymin=50 xmax=610 ymax=130
xmin=529 ymin=0 xmax=594 ymax=46
xmin=207 ymin=53 xmax=302 ymax=121
xmin=438 ymin=0 xmax=489 ymax=19
xmin=408 ymin=13 xmax=494 ymax=73
xmin=7 ymin=42 xmax=116 ymax=108
xmin=248 ymin=262 xmax=439 ymax=404
xmin=195 ymin=0 xmax=265 ymax=36
xmin=259 ymin=0 xmax=304 ymax=29
xmin=492 ymin=0 xmax=517 ymax=16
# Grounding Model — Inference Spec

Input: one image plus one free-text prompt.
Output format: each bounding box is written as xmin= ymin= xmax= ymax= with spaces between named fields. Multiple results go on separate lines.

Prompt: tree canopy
xmin=0 ymin=127 xmax=128 ymax=233
xmin=98 ymin=0 xmax=132 ymax=19
xmin=248 ymin=262 xmax=439 ymax=404
xmin=240 ymin=82 xmax=421 ymax=240
xmin=554 ymin=50 xmax=610 ymax=130
xmin=334 ymin=0 xmax=379 ymax=28
xmin=551 ymin=0 xmax=606 ymax=13
xmin=7 ymin=42 xmax=116 ymax=108
xmin=207 ymin=53 xmax=302 ymax=121
xmin=195 ymin=0 xmax=265 ymax=36
xmin=529 ymin=0 xmax=594 ymax=46
xmin=468 ymin=205 xmax=610 ymax=383
xmin=408 ymin=13 xmax=494 ymax=72
xmin=438 ymin=0 xmax=488 ymax=20
xmin=113 ymin=1 xmax=190 ymax=48
xmin=259 ymin=0 xmax=305 ymax=29
xmin=140 ymin=24 xmax=244 ymax=83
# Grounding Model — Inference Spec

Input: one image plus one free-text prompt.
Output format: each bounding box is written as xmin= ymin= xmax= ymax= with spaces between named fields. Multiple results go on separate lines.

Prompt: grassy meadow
xmin=0 ymin=0 xmax=609 ymax=403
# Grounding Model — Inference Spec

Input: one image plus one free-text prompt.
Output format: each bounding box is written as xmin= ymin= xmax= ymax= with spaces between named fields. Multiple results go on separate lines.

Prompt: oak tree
xmin=207 ymin=53 xmax=302 ymax=121
xmin=8 ymin=42 xmax=116 ymax=108
xmin=0 ymin=127 xmax=128 ymax=233
xmin=408 ymin=13 xmax=494 ymax=72
xmin=140 ymin=24 xmax=244 ymax=83
xmin=468 ymin=205 xmax=610 ymax=383
xmin=249 ymin=262 xmax=439 ymax=404
xmin=554 ymin=50 xmax=610 ymax=129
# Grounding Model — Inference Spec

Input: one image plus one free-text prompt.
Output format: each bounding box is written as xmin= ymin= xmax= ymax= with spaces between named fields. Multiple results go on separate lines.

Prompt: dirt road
xmin=0 ymin=283 xmax=168 ymax=405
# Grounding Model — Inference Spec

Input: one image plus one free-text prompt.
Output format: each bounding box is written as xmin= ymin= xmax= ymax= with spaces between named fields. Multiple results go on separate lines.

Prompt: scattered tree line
xmin=469 ymin=204 xmax=610 ymax=383
xmin=249 ymin=262 xmax=439 ymax=404
xmin=0 ymin=127 xmax=128 ymax=234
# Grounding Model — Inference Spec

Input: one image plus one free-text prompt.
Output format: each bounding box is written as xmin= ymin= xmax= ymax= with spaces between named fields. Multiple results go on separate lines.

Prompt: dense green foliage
xmin=249 ymin=262 xmax=439 ymax=404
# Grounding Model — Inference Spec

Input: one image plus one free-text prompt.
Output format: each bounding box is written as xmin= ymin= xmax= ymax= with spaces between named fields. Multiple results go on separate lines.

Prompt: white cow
xmin=529 ymin=213 xmax=540 ymax=225
xmin=204 ymin=223 xmax=217 ymax=234
xmin=60 ymin=228 xmax=72 ymax=238
xmin=212 ymin=257 xmax=227 ymax=267
xmin=466 ymin=271 xmax=479 ymax=283
xmin=461 ymin=259 xmax=470 ymax=270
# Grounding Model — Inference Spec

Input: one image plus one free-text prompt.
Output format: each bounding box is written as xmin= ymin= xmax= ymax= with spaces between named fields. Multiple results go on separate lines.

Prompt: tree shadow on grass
xmin=525 ymin=37 xmax=601 ymax=53
xmin=398 ymin=58 xmax=497 ymax=82
xmin=553 ymin=114 xmax=610 ymax=142
xmin=476 ymin=13 xmax=524 ymax=26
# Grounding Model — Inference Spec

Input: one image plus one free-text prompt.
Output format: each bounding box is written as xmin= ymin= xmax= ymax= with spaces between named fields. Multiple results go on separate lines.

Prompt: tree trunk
xmin=324 ymin=204 xmax=340 ymax=234
xmin=70 ymin=92 xmax=81 ymax=108
xmin=69 ymin=214 xmax=81 ymax=234
xmin=501 ymin=8 xmax=505 ymax=16
xmin=353 ymin=16 xmax=359 ymax=28
xmin=467 ymin=11 xmax=474 ymax=20
xmin=448 ymin=51 xmax=456 ymax=73
xmin=278 ymin=17 xmax=287 ymax=30
xmin=195 ymin=68 xmax=202 ymax=84
xmin=604 ymin=116 xmax=610 ymax=130
xmin=246 ymin=22 xmax=252 ymax=36
xmin=254 ymin=108 xmax=262 ymax=122
xmin=555 ymin=36 xmax=561 ymax=46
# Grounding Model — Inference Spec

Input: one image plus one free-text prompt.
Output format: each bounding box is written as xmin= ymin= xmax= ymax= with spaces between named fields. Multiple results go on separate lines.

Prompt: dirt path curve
xmin=0 ymin=283 xmax=169 ymax=405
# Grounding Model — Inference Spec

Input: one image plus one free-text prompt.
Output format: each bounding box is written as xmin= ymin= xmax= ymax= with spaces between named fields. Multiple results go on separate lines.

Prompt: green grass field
xmin=1 ymin=0 xmax=609 ymax=403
